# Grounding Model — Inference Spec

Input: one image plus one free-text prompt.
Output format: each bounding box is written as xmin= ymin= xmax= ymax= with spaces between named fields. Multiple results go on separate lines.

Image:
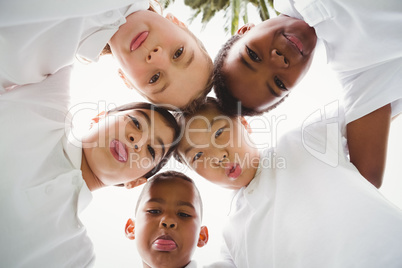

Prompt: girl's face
xmin=82 ymin=109 xmax=175 ymax=186
xmin=109 ymin=11 xmax=211 ymax=109
xmin=177 ymin=106 xmax=260 ymax=190
xmin=223 ymin=15 xmax=317 ymax=112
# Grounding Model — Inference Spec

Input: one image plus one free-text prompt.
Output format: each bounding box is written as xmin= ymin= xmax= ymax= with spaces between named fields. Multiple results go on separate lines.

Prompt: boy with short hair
xmin=213 ymin=0 xmax=402 ymax=188
xmin=125 ymin=171 xmax=209 ymax=268
xmin=175 ymin=98 xmax=402 ymax=267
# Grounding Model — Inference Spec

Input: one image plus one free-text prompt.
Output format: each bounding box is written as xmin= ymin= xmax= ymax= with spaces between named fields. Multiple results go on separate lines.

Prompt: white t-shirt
xmin=219 ymin=106 xmax=402 ymax=267
xmin=0 ymin=66 xmax=94 ymax=267
xmin=0 ymin=0 xmax=149 ymax=92
xmin=275 ymin=0 xmax=402 ymax=123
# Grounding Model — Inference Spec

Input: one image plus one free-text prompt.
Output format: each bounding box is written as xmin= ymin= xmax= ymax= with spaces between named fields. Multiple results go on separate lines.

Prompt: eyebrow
xmin=177 ymin=201 xmax=196 ymax=210
xmin=239 ymin=51 xmax=257 ymax=72
xmin=146 ymin=198 xmax=196 ymax=210
xmin=154 ymin=82 xmax=170 ymax=95
xmin=138 ymin=110 xmax=166 ymax=157
xmin=184 ymin=50 xmax=194 ymax=68
xmin=266 ymin=82 xmax=280 ymax=97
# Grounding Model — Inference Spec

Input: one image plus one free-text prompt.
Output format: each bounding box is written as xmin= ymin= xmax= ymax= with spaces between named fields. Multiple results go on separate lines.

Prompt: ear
xmin=125 ymin=218 xmax=135 ymax=240
xmin=89 ymin=111 xmax=107 ymax=129
xmin=124 ymin=178 xmax=147 ymax=189
xmin=239 ymin=116 xmax=252 ymax=134
xmin=118 ymin=69 xmax=136 ymax=89
xmin=197 ymin=226 xmax=209 ymax=248
xmin=236 ymin=23 xmax=255 ymax=35
xmin=165 ymin=13 xmax=187 ymax=28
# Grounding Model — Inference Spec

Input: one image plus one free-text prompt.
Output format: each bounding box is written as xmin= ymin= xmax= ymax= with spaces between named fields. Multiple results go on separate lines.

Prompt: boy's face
xmin=223 ymin=15 xmax=317 ymax=112
xmin=134 ymin=178 xmax=206 ymax=268
xmin=177 ymin=106 xmax=260 ymax=190
xmin=82 ymin=109 xmax=174 ymax=186
xmin=109 ymin=11 xmax=211 ymax=109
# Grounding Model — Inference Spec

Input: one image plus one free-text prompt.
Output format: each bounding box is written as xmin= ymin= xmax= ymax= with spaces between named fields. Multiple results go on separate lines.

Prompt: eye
xmin=173 ymin=47 xmax=184 ymax=59
xmin=147 ymin=145 xmax=156 ymax=160
xmin=246 ymin=46 xmax=261 ymax=62
xmin=128 ymin=115 xmax=141 ymax=129
xmin=274 ymin=76 xmax=287 ymax=90
xmin=193 ymin=152 xmax=203 ymax=162
xmin=149 ymin=73 xmax=160 ymax=84
xmin=178 ymin=212 xmax=191 ymax=218
xmin=147 ymin=209 xmax=161 ymax=215
xmin=215 ymin=128 xmax=224 ymax=138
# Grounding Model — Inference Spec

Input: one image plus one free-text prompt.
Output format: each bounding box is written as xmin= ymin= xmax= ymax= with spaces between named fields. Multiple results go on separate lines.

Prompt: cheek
xmin=125 ymin=65 xmax=148 ymax=88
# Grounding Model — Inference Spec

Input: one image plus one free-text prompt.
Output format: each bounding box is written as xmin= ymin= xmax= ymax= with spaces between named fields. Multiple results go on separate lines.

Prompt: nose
xmin=146 ymin=46 xmax=167 ymax=65
xmin=160 ymin=217 xmax=177 ymax=229
xmin=128 ymin=133 xmax=144 ymax=152
xmin=271 ymin=49 xmax=289 ymax=68
xmin=212 ymin=151 xmax=227 ymax=165
xmin=219 ymin=153 xmax=227 ymax=163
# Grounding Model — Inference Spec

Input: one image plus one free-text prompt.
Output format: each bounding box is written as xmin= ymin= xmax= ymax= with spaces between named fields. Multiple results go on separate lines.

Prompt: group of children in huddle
xmin=1 ymin=0 xmax=402 ymax=267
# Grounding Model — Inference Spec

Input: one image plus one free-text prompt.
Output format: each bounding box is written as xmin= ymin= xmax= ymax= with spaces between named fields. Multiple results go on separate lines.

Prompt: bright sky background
xmin=70 ymin=1 xmax=402 ymax=267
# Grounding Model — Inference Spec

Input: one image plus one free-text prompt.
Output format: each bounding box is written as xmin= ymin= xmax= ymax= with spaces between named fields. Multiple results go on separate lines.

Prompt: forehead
xmin=140 ymin=178 xmax=201 ymax=212
xmin=181 ymin=107 xmax=233 ymax=136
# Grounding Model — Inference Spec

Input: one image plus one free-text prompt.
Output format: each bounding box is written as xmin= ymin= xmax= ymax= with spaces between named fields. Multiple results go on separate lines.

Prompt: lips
xmin=284 ymin=34 xmax=303 ymax=55
xmin=130 ymin=31 xmax=149 ymax=51
xmin=110 ymin=139 xmax=128 ymax=163
xmin=153 ymin=235 xmax=177 ymax=252
xmin=225 ymin=163 xmax=242 ymax=179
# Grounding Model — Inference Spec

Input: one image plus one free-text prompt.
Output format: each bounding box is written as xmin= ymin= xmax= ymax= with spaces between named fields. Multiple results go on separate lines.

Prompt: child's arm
xmin=346 ymin=104 xmax=391 ymax=188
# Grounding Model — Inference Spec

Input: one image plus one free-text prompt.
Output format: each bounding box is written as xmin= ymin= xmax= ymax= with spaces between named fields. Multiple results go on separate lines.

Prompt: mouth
xmin=225 ymin=163 xmax=242 ymax=180
xmin=130 ymin=31 xmax=149 ymax=51
xmin=152 ymin=234 xmax=177 ymax=252
xmin=110 ymin=139 xmax=128 ymax=163
xmin=284 ymin=34 xmax=303 ymax=55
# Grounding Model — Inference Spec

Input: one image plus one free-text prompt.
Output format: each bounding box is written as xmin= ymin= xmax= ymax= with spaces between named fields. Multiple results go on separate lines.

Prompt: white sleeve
xmin=0 ymin=0 xmax=149 ymax=92
xmin=0 ymin=0 xmax=148 ymax=26
xmin=203 ymin=241 xmax=236 ymax=268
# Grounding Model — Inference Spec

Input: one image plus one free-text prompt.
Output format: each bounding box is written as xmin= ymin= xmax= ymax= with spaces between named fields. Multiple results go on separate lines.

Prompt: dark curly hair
xmin=213 ymin=34 xmax=287 ymax=117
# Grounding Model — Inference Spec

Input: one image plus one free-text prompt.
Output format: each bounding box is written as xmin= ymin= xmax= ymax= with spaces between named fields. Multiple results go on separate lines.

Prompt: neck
xmin=81 ymin=150 xmax=105 ymax=191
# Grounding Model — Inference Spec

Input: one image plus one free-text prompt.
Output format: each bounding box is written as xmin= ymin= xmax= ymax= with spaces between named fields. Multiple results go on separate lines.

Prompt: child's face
xmin=109 ymin=11 xmax=211 ymax=109
xmin=223 ymin=15 xmax=317 ymax=112
xmin=82 ymin=109 xmax=174 ymax=186
xmin=177 ymin=106 xmax=260 ymax=190
xmin=134 ymin=178 xmax=205 ymax=268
